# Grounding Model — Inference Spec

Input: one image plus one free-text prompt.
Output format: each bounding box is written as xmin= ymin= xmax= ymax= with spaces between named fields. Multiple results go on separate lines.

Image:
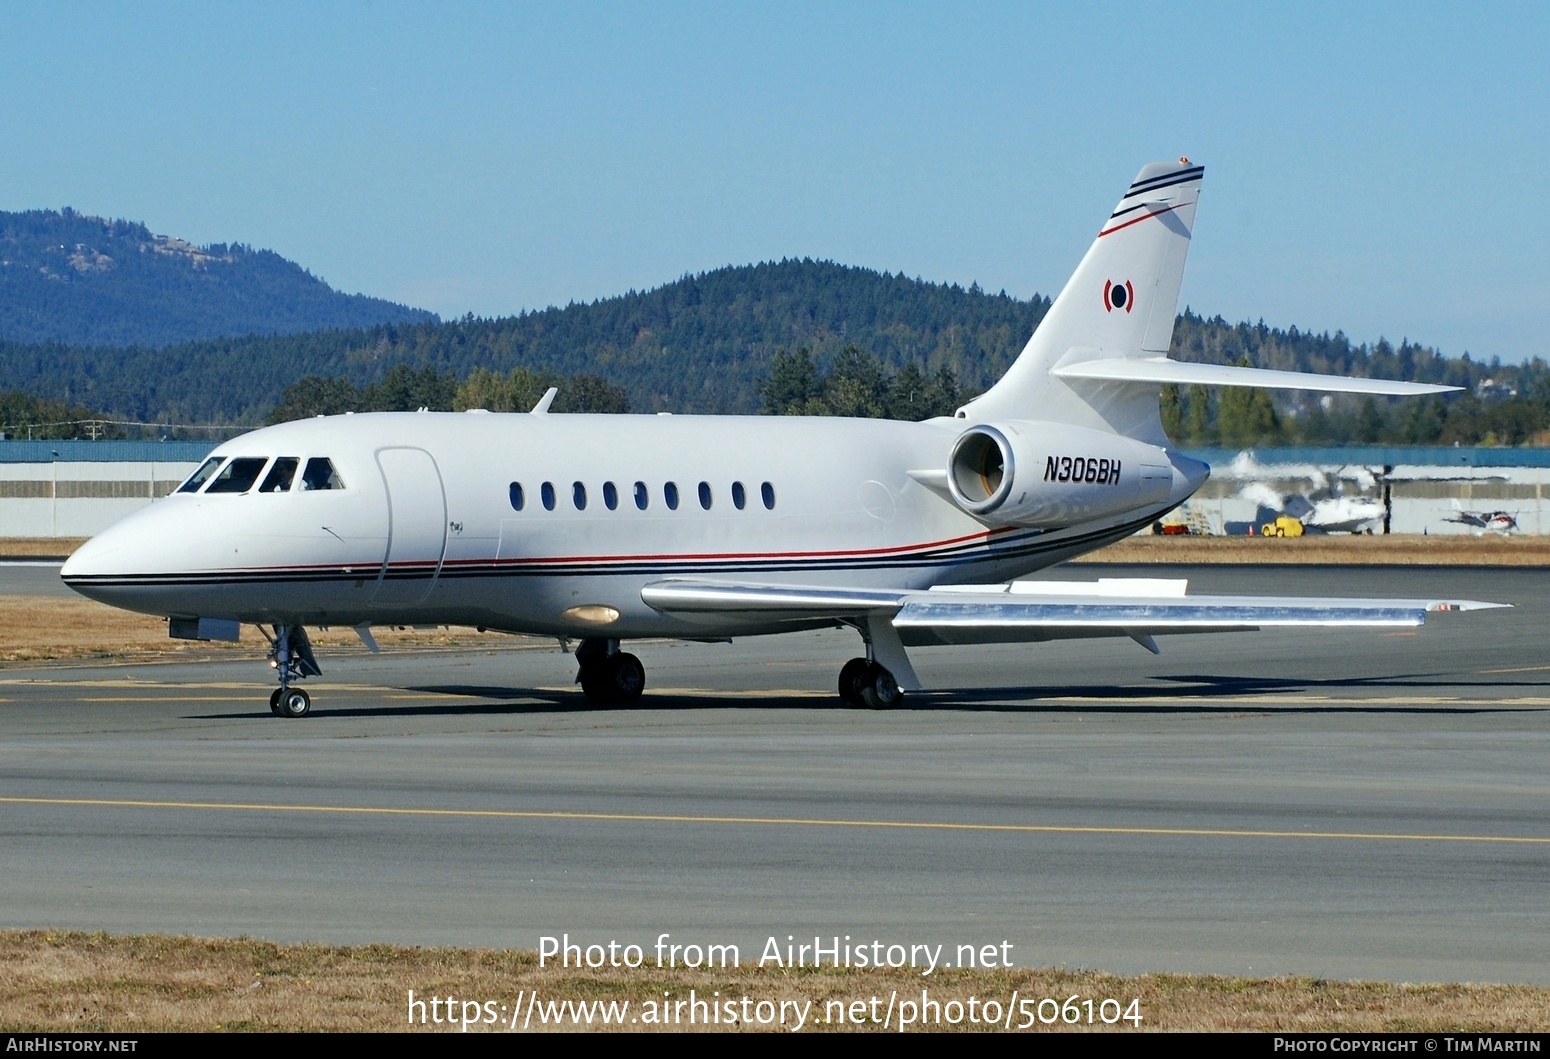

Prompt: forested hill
xmin=0 ymin=209 xmax=436 ymax=346
xmin=0 ymin=257 xmax=1530 ymax=427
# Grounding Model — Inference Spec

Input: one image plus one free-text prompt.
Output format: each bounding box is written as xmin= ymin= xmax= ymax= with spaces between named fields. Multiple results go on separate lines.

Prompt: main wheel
xmin=838 ymin=657 xmax=870 ymax=708
xmin=859 ymin=662 xmax=903 ymax=710
xmin=277 ymin=688 xmax=311 ymax=718
xmin=269 ymin=688 xmax=284 ymax=716
xmin=608 ymin=652 xmax=645 ymax=706
xmin=579 ymin=669 xmax=611 ymax=705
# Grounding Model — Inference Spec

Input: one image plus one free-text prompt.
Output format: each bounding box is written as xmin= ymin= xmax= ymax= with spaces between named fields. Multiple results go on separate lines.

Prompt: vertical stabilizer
xmin=965 ymin=159 xmax=1203 ymax=437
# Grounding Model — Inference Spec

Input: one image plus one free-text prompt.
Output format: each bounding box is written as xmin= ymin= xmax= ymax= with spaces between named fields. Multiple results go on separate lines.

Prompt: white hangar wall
xmin=0 ymin=441 xmax=211 ymax=538
xmin=5 ymin=441 xmax=1550 ymax=539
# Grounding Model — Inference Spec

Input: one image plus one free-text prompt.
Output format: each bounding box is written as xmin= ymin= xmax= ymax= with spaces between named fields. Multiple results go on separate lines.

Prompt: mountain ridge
xmin=0 ymin=207 xmax=436 ymax=347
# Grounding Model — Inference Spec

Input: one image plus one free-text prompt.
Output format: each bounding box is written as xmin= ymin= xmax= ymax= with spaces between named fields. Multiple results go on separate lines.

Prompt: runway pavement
xmin=2 ymin=565 xmax=1547 ymax=984
xmin=0 ymin=560 xmax=74 ymax=597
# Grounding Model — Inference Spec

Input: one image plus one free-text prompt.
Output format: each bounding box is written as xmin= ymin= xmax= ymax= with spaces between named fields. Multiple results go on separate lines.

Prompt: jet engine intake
xmin=946 ymin=421 xmax=1175 ymax=528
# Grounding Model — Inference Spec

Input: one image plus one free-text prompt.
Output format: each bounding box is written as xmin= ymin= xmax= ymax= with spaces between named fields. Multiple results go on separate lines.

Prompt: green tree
xmin=266 ymin=376 xmax=361 ymax=424
xmin=1185 ymin=384 xmax=1215 ymax=444
xmin=554 ymin=374 xmax=630 ymax=413
xmin=824 ymin=346 xmax=889 ymax=418
xmin=454 ymin=366 xmax=562 ymax=412
xmin=761 ymin=348 xmax=823 ymax=415
xmin=360 ymin=364 xmax=457 ymax=412
xmin=1160 ymin=384 xmax=1185 ymax=441
xmin=1217 ymin=358 xmax=1281 ymax=446
xmin=918 ymin=363 xmax=965 ymax=419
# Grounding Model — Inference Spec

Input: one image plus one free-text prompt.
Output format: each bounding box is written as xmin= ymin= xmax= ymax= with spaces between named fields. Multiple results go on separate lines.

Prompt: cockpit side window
xmin=300 ymin=458 xmax=345 ymax=491
xmin=259 ymin=457 xmax=300 ymax=493
xmin=204 ymin=457 xmax=269 ymax=494
xmin=178 ymin=457 xmax=224 ymax=494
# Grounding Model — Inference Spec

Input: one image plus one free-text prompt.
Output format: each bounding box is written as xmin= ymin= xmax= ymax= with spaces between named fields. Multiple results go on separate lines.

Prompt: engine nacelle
xmin=946 ymin=421 xmax=1176 ymax=528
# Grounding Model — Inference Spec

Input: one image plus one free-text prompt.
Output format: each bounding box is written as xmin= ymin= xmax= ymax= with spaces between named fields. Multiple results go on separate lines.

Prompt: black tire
xmin=859 ymin=663 xmax=902 ymax=710
xmin=277 ymin=688 xmax=311 ymax=718
xmin=580 ymin=670 xmax=613 ymax=706
xmin=609 ymin=652 xmax=646 ymax=706
xmin=838 ymin=657 xmax=870 ymax=708
xmin=269 ymin=688 xmax=284 ymax=716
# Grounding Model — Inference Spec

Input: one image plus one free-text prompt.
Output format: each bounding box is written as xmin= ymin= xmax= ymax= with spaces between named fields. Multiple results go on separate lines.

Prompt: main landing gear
xmin=837 ymin=618 xmax=910 ymax=709
xmin=575 ymin=637 xmax=645 ymax=707
xmin=261 ymin=623 xmax=321 ymax=718
xmin=838 ymin=656 xmax=903 ymax=710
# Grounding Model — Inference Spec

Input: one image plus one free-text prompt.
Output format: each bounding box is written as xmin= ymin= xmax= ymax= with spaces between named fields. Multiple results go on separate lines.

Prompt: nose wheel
xmin=269 ymin=687 xmax=312 ymax=718
xmin=262 ymin=623 xmax=321 ymax=718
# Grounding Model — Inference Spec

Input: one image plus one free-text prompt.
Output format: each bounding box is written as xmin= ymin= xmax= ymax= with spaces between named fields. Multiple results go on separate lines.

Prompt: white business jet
xmin=61 ymin=159 xmax=1499 ymax=717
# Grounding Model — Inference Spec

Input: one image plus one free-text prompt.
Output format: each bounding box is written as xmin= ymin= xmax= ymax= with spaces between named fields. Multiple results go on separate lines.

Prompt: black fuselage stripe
xmin=60 ymin=510 xmax=1168 ymax=590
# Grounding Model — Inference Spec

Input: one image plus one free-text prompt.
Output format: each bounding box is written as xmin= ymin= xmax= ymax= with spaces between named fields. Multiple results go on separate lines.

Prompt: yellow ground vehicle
xmin=1260 ymin=516 xmax=1305 ymax=537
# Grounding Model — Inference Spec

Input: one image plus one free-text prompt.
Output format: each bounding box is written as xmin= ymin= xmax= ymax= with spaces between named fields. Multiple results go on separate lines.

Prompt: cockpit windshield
xmin=177 ymin=457 xmax=224 ymax=494
xmin=204 ymin=457 xmax=269 ymax=494
xmin=259 ymin=457 xmax=299 ymax=493
xmin=300 ymin=458 xmax=345 ymax=491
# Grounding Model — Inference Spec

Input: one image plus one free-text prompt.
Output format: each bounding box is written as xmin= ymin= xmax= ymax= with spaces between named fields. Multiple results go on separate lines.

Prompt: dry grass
xmin=2 ymin=931 xmax=1545 ymax=1032
xmin=0 ymin=538 xmax=87 ymax=558
xmin=0 ymin=596 xmax=527 ymax=665
xmin=1079 ymin=534 xmax=1550 ymax=565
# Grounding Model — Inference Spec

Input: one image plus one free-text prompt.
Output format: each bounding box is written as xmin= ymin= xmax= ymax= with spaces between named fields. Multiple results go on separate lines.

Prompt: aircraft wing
xmin=640 ymin=577 xmax=1506 ymax=651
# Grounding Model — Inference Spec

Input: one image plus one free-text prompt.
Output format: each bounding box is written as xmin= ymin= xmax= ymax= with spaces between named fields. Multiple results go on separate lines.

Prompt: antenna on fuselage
xmin=531 ymin=387 xmax=558 ymax=414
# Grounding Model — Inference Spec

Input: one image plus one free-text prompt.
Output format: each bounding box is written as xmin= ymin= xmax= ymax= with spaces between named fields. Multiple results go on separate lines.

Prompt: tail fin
xmin=963 ymin=159 xmax=1457 ymax=439
xmin=964 ymin=159 xmax=1203 ymax=433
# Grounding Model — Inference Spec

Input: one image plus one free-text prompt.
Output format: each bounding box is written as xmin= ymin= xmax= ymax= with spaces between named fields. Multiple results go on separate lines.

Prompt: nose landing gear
xmin=575 ymin=638 xmax=646 ymax=706
xmin=261 ymin=624 xmax=321 ymax=718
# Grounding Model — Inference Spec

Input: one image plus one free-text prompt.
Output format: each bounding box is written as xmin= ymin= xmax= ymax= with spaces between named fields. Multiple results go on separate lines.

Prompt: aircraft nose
xmin=59 ymin=528 xmax=125 ymax=583
xmin=58 ymin=503 xmax=186 ymax=613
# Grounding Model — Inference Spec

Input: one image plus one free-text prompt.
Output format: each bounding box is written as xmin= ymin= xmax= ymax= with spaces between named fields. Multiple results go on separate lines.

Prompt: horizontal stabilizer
xmin=1051 ymin=357 xmax=1459 ymax=396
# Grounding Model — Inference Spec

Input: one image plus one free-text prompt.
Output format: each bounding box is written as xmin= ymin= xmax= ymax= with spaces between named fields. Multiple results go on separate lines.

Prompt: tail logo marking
xmin=1103 ymin=279 xmax=1134 ymax=313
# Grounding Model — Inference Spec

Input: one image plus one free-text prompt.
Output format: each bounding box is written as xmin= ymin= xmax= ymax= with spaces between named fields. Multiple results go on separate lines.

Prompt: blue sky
xmin=3 ymin=2 xmax=1544 ymax=363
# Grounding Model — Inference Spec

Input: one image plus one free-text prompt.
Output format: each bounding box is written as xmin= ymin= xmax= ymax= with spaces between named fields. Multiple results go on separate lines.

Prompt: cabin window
xmin=573 ymin=481 xmax=587 ymax=510
xmin=205 ymin=457 xmax=268 ymax=494
xmin=664 ymin=481 xmax=679 ymax=510
xmin=541 ymin=482 xmax=556 ymax=511
xmin=178 ymin=457 xmax=224 ymax=494
xmin=698 ymin=481 xmax=712 ymax=510
xmin=259 ymin=458 xmax=299 ymax=493
xmin=731 ymin=481 xmax=746 ymax=510
xmin=633 ymin=481 xmax=649 ymax=510
xmin=761 ymin=482 xmax=776 ymax=509
xmin=603 ymin=481 xmax=618 ymax=510
xmin=300 ymin=458 xmax=345 ymax=491
xmin=509 ymin=482 xmax=524 ymax=511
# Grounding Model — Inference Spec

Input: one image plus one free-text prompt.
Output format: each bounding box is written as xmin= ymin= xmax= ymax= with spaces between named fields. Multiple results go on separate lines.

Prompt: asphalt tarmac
xmin=3 ymin=564 xmax=1547 ymax=984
